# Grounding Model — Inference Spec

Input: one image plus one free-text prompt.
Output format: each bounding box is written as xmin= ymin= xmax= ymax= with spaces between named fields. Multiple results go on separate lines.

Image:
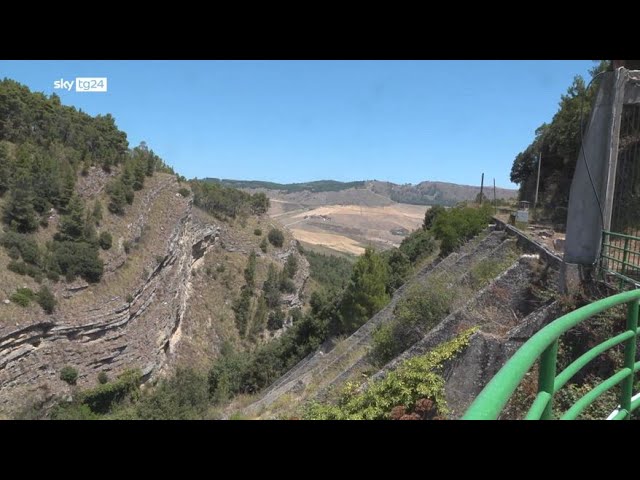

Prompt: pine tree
xmin=56 ymin=194 xmax=86 ymax=242
xmin=133 ymin=157 xmax=146 ymax=191
xmin=263 ymin=264 xmax=281 ymax=308
xmin=92 ymin=199 xmax=103 ymax=225
xmin=244 ymin=250 xmax=257 ymax=290
xmin=249 ymin=295 xmax=268 ymax=340
xmin=108 ymin=180 xmax=127 ymax=215
xmin=3 ymin=171 xmax=38 ymax=233
xmin=340 ymin=247 xmax=390 ymax=333
xmin=0 ymin=143 xmax=11 ymax=196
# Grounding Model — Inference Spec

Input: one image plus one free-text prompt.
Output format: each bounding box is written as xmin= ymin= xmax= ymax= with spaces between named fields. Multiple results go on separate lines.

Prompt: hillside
xmin=0 ymin=79 xmax=310 ymax=417
xmin=368 ymin=180 xmax=518 ymax=206
xmin=216 ymin=178 xmax=515 ymax=257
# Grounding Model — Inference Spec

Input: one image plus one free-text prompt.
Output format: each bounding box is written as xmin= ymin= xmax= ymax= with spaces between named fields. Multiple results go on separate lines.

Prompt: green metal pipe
xmin=553 ymin=330 xmax=635 ymax=392
xmin=620 ymin=301 xmax=639 ymax=419
xmin=463 ymin=290 xmax=640 ymax=420
xmin=601 ymin=230 xmax=640 ymax=241
xmin=560 ymin=368 xmax=632 ymax=420
xmin=538 ymin=341 xmax=558 ymax=419
xmin=525 ymin=392 xmax=551 ymax=420
xmin=612 ymin=409 xmax=629 ymax=420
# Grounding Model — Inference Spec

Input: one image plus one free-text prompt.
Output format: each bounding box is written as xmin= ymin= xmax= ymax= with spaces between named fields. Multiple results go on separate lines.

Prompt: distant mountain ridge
xmin=206 ymin=178 xmax=518 ymax=206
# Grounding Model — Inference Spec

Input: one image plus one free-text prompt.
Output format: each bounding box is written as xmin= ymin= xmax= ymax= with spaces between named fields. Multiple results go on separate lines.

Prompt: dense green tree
xmin=399 ymin=228 xmax=436 ymax=263
xmin=263 ymin=264 xmax=281 ymax=308
xmin=0 ymin=142 xmax=10 ymax=196
xmin=107 ymin=180 xmax=127 ymax=215
xmin=92 ymin=200 xmax=103 ymax=225
xmin=249 ymin=295 xmax=268 ymax=339
xmin=244 ymin=250 xmax=257 ymax=290
xmin=55 ymin=195 xmax=86 ymax=242
xmin=509 ymin=61 xmax=610 ymax=215
xmin=36 ymin=285 xmax=56 ymax=314
xmin=340 ymin=247 xmax=390 ymax=333
xmin=250 ymin=193 xmax=270 ymax=214
xmin=383 ymin=249 xmax=412 ymax=294
xmin=233 ymin=287 xmax=253 ymax=337
xmin=268 ymin=228 xmax=284 ymax=248
xmin=423 ymin=205 xmax=445 ymax=230
xmin=284 ymin=253 xmax=298 ymax=279
xmin=3 ymin=171 xmax=38 ymax=233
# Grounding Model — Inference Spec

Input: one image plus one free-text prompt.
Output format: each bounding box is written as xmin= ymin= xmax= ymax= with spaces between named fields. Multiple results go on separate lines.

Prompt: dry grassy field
xmin=270 ymin=199 xmax=428 ymax=256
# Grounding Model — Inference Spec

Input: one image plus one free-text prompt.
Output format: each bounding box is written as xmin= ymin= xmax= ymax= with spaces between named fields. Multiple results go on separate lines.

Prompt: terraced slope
xmin=241 ymin=229 xmax=519 ymax=418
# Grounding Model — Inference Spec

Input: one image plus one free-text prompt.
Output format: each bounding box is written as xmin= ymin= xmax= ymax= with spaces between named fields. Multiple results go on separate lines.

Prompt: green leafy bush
xmin=178 ymin=187 xmax=191 ymax=198
xmin=98 ymin=231 xmax=113 ymax=250
xmin=36 ymin=285 xmax=56 ymax=314
xmin=254 ymin=228 xmax=262 ymax=236
xmin=399 ymin=228 xmax=436 ymax=263
xmin=304 ymin=329 xmax=476 ymax=419
xmin=370 ymin=279 xmax=455 ymax=366
xmin=259 ymin=238 xmax=268 ymax=253
xmin=60 ymin=366 xmax=79 ymax=385
xmin=51 ymin=241 xmax=104 ymax=283
xmin=98 ymin=372 xmax=109 ymax=385
xmin=268 ymin=228 xmax=284 ymax=248
xmin=432 ymin=204 xmax=492 ymax=256
xmin=11 ymin=288 xmax=34 ymax=307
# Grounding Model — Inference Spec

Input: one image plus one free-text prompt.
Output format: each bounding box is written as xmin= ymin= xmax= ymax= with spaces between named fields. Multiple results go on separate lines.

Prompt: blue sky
xmin=1 ymin=60 xmax=595 ymax=188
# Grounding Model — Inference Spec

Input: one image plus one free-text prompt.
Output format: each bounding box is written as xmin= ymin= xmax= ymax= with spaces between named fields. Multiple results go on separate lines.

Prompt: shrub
xmin=36 ymin=285 xmax=56 ymax=314
xmin=304 ymin=250 xmax=353 ymax=290
xmin=370 ymin=279 xmax=455 ymax=366
xmin=216 ymin=264 xmax=225 ymax=273
xmin=284 ymin=253 xmax=298 ymax=279
xmin=432 ymin=204 xmax=492 ymax=256
xmin=7 ymin=245 xmax=20 ymax=260
xmin=7 ymin=260 xmax=28 ymax=276
xmin=304 ymin=329 xmax=476 ymax=420
xmin=279 ymin=277 xmax=296 ymax=294
xmin=98 ymin=372 xmax=109 ymax=385
xmin=399 ymin=229 xmax=436 ymax=263
xmin=423 ymin=205 xmax=446 ymax=230
xmin=51 ymin=241 xmax=104 ymax=283
xmin=267 ymin=309 xmax=285 ymax=331
xmin=79 ymin=369 xmax=141 ymax=414
xmin=268 ymin=228 xmax=284 ymax=248
xmin=10 ymin=288 xmax=33 ymax=307
xmin=254 ymin=228 xmax=262 ymax=236
xmin=259 ymin=238 xmax=268 ymax=253
xmin=99 ymin=231 xmax=113 ymax=250
xmin=134 ymin=368 xmax=208 ymax=420
xmin=126 ymin=294 xmax=134 ymax=303
xmin=60 ymin=366 xmax=79 ymax=385
xmin=178 ymin=187 xmax=191 ymax=198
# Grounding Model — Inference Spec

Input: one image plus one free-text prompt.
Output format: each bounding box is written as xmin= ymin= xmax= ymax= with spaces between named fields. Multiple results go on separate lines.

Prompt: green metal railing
xmin=600 ymin=230 xmax=640 ymax=289
xmin=463 ymin=289 xmax=640 ymax=420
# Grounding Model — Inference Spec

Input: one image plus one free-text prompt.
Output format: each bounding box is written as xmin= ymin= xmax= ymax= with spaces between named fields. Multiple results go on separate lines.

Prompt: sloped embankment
xmin=369 ymin=254 xmax=562 ymax=418
xmin=241 ymin=229 xmax=519 ymax=418
xmin=0 ymin=175 xmax=219 ymax=415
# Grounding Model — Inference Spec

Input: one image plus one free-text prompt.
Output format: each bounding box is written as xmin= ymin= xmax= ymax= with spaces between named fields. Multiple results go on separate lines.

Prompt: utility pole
xmin=534 ymin=152 xmax=542 ymax=209
xmin=493 ymin=178 xmax=497 ymax=214
xmin=479 ymin=173 xmax=484 ymax=205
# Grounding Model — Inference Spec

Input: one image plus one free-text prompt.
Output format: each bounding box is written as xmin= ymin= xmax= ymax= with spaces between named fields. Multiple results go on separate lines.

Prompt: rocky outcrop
xmin=0 ymin=199 xmax=220 ymax=415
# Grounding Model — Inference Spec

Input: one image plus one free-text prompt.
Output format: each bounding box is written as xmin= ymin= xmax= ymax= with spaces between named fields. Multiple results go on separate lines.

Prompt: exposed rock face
xmin=0 ymin=200 xmax=220 ymax=415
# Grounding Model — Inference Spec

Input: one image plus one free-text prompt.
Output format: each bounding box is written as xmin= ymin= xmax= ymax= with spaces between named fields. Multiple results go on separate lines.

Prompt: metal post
xmin=538 ymin=340 xmax=558 ymax=420
xmin=479 ymin=173 xmax=484 ymax=205
xmin=534 ymin=152 xmax=542 ymax=209
xmin=493 ymin=178 xmax=497 ymax=214
xmin=621 ymin=300 xmax=639 ymax=419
